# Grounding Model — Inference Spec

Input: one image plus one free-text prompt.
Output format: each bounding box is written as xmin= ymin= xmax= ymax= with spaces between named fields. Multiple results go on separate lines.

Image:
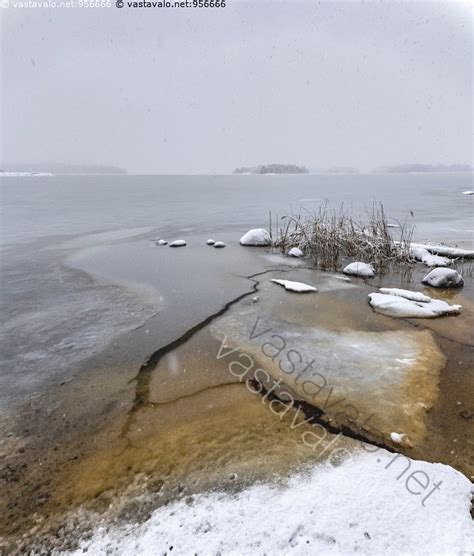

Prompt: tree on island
xmin=233 ymin=163 xmax=309 ymax=174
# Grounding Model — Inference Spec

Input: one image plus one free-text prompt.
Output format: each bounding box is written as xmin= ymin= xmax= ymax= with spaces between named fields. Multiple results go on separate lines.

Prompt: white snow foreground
xmin=422 ymin=268 xmax=464 ymax=288
xmin=240 ymin=228 xmax=271 ymax=246
xmin=410 ymin=246 xmax=450 ymax=267
xmin=71 ymin=451 xmax=474 ymax=556
xmin=369 ymin=291 xmax=462 ymax=318
xmin=343 ymin=262 xmax=376 ymax=278
xmin=271 ymin=279 xmax=317 ymax=292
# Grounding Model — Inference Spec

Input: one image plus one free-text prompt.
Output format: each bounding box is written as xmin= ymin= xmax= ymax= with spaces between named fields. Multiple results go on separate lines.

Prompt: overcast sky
xmin=1 ymin=0 xmax=472 ymax=173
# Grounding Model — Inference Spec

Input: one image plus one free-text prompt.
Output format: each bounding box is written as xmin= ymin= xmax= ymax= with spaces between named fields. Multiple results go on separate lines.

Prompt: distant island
xmin=372 ymin=164 xmax=473 ymax=174
xmin=0 ymin=164 xmax=127 ymax=175
xmin=233 ymin=163 xmax=309 ymax=175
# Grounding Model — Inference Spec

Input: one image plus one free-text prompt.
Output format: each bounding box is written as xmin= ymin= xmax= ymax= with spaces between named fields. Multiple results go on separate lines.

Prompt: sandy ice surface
xmin=70 ymin=450 xmax=474 ymax=556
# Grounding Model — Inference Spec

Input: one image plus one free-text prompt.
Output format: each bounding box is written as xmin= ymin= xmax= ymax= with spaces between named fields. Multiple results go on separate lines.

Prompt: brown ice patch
xmin=210 ymin=277 xmax=446 ymax=447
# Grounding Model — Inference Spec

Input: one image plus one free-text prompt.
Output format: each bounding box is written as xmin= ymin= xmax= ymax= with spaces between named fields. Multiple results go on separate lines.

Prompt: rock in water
xmin=206 ymin=239 xmax=215 ymax=245
xmin=343 ymin=262 xmax=376 ymax=278
xmin=422 ymin=268 xmax=463 ymax=288
xmin=410 ymin=246 xmax=450 ymax=267
xmin=379 ymin=288 xmax=431 ymax=303
xmin=213 ymin=241 xmax=226 ymax=248
xmin=239 ymin=228 xmax=271 ymax=246
xmin=368 ymin=292 xmax=461 ymax=318
xmin=156 ymin=239 xmax=168 ymax=246
xmin=271 ymin=279 xmax=317 ymax=293
xmin=169 ymin=240 xmax=187 ymax=248
xmin=288 ymin=247 xmax=303 ymax=258
xmin=462 ymin=190 xmax=474 ymax=195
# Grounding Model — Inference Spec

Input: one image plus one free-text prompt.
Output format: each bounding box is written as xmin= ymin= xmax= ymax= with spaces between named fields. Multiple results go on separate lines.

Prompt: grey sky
xmin=1 ymin=0 xmax=472 ymax=173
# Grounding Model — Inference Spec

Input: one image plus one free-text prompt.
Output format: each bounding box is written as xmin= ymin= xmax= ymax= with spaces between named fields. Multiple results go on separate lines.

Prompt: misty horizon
xmin=2 ymin=1 xmax=472 ymax=174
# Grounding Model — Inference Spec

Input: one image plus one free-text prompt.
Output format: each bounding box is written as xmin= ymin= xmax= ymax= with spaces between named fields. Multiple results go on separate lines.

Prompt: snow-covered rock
xmin=368 ymin=292 xmax=462 ymax=318
xmin=169 ymin=240 xmax=187 ymax=248
xmin=206 ymin=239 xmax=215 ymax=245
xmin=462 ymin=190 xmax=473 ymax=195
xmin=410 ymin=246 xmax=450 ymax=267
xmin=379 ymin=288 xmax=431 ymax=303
xmin=422 ymin=268 xmax=464 ymax=288
xmin=271 ymin=279 xmax=317 ymax=293
xmin=213 ymin=241 xmax=226 ymax=248
xmin=155 ymin=239 xmax=168 ymax=246
xmin=408 ymin=242 xmax=474 ymax=259
xmin=288 ymin=247 xmax=303 ymax=258
xmin=239 ymin=228 xmax=271 ymax=246
xmin=342 ymin=262 xmax=376 ymax=278
xmin=72 ymin=450 xmax=474 ymax=556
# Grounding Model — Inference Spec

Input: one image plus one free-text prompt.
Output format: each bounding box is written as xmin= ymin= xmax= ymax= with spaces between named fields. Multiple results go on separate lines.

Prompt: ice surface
xmin=369 ymin=292 xmax=462 ymax=318
xmin=422 ymin=268 xmax=464 ymax=288
xmin=271 ymin=278 xmax=317 ymax=292
xmin=239 ymin=228 xmax=272 ymax=246
xmin=342 ymin=262 xmax=375 ymax=277
xmin=71 ymin=450 xmax=474 ymax=556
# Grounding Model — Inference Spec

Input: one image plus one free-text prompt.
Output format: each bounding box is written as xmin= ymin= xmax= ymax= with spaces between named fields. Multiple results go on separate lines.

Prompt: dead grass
xmin=275 ymin=202 xmax=414 ymax=273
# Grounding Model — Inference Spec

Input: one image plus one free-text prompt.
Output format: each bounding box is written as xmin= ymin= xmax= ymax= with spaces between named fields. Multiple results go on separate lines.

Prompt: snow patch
xmin=288 ymin=247 xmax=303 ymax=258
xmin=343 ymin=262 xmax=376 ymax=278
xmin=240 ymin=228 xmax=271 ymax=246
xmin=410 ymin=246 xmax=450 ymax=267
xmin=271 ymin=279 xmax=317 ymax=293
xmin=169 ymin=240 xmax=187 ymax=248
xmin=369 ymin=292 xmax=462 ymax=318
xmin=379 ymin=288 xmax=431 ymax=303
xmin=71 ymin=450 xmax=474 ymax=556
xmin=422 ymin=268 xmax=464 ymax=289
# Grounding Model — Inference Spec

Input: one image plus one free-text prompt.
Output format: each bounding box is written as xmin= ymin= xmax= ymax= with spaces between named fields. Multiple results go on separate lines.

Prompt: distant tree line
xmin=233 ymin=163 xmax=309 ymax=174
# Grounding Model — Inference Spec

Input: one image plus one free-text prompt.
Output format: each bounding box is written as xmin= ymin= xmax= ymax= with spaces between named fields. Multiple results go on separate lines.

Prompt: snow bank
xmin=369 ymin=292 xmax=462 ymax=318
xmin=288 ymin=247 xmax=304 ymax=258
xmin=379 ymin=288 xmax=431 ymax=303
xmin=240 ymin=228 xmax=271 ymax=246
xmin=271 ymin=279 xmax=317 ymax=293
xmin=71 ymin=450 xmax=474 ymax=556
xmin=409 ymin=242 xmax=474 ymax=259
xmin=410 ymin=246 xmax=450 ymax=267
xmin=343 ymin=262 xmax=376 ymax=278
xmin=169 ymin=240 xmax=187 ymax=248
xmin=422 ymin=268 xmax=464 ymax=288
xmin=213 ymin=241 xmax=226 ymax=248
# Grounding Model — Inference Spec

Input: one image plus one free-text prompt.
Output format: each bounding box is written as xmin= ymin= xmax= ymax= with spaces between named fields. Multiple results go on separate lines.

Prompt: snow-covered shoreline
xmin=69 ymin=450 xmax=474 ymax=556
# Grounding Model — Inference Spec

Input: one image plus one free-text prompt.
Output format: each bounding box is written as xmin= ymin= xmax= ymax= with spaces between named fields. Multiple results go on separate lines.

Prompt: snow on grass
xmin=369 ymin=292 xmax=462 ymax=318
xmin=168 ymin=240 xmax=187 ymax=248
xmin=240 ymin=228 xmax=272 ymax=246
xmin=422 ymin=268 xmax=464 ymax=289
xmin=271 ymin=279 xmax=317 ymax=293
xmin=71 ymin=450 xmax=474 ymax=556
xmin=343 ymin=262 xmax=376 ymax=278
xmin=379 ymin=288 xmax=431 ymax=303
xmin=410 ymin=246 xmax=450 ymax=267
xmin=288 ymin=247 xmax=304 ymax=258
